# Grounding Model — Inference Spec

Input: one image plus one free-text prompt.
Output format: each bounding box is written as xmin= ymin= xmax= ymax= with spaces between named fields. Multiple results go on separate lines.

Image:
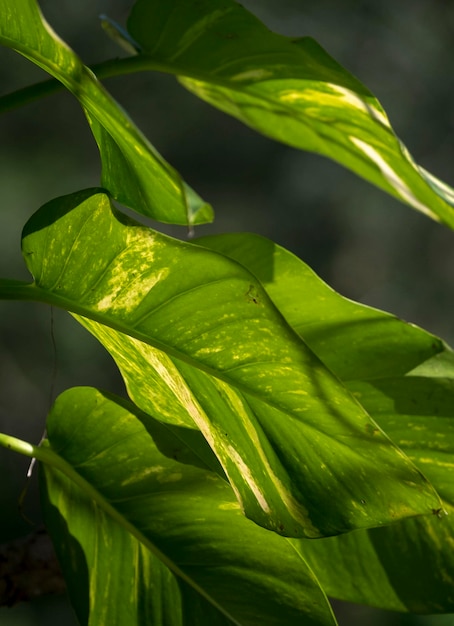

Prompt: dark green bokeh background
xmin=0 ymin=1 xmax=453 ymax=624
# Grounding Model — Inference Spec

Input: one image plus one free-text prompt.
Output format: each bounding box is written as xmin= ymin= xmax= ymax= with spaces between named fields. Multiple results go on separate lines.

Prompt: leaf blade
xmin=41 ymin=386 xmax=337 ymax=626
xmin=0 ymin=0 xmax=212 ymax=225
xmin=196 ymin=231 xmax=449 ymax=382
xmin=127 ymin=0 xmax=454 ymax=227
xmin=298 ymin=376 xmax=454 ymax=613
xmin=20 ymin=189 xmax=442 ymax=537
xmin=197 ymin=232 xmax=454 ymax=613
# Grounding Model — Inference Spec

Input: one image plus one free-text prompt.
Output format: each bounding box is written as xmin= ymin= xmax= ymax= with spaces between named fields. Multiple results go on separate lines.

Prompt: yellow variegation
xmin=198 ymin=232 xmax=454 ymax=613
xmin=13 ymin=189 xmax=443 ymax=539
xmin=127 ymin=0 xmax=454 ymax=228
xmin=40 ymin=387 xmax=337 ymax=626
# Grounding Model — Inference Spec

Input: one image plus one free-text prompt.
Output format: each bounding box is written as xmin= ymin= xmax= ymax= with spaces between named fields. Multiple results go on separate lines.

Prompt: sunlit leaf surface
xmin=41 ymin=387 xmax=337 ymax=626
xmin=127 ymin=0 xmax=454 ymax=228
xmin=298 ymin=375 xmax=454 ymax=614
xmin=0 ymin=0 xmax=212 ymax=225
xmin=197 ymin=232 xmax=450 ymax=382
xmin=19 ymin=189 xmax=441 ymax=538
xmin=198 ymin=232 xmax=454 ymax=613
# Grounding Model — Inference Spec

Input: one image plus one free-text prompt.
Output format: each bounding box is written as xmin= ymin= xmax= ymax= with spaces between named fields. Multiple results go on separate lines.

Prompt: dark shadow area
xmin=21 ymin=188 xmax=107 ymax=239
xmin=368 ymin=518 xmax=454 ymax=614
xmin=101 ymin=389 xmax=227 ymax=478
xmin=39 ymin=471 xmax=90 ymax=626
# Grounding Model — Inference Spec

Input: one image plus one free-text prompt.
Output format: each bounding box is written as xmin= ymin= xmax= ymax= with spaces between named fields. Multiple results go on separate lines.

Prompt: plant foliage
xmin=0 ymin=0 xmax=453 ymax=624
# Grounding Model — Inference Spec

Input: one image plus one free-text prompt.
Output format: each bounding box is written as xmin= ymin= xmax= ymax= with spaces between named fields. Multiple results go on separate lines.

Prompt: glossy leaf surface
xmin=41 ymin=386 xmax=336 ymax=626
xmin=0 ymin=0 xmax=212 ymax=225
xmin=18 ymin=189 xmax=441 ymax=538
xmin=198 ymin=232 xmax=454 ymax=613
xmin=127 ymin=0 xmax=454 ymax=228
xmin=299 ymin=375 xmax=454 ymax=614
xmin=197 ymin=232 xmax=450 ymax=382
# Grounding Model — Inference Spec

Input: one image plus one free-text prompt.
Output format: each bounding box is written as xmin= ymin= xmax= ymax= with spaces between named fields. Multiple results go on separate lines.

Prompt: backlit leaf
xmin=41 ymin=386 xmax=336 ymax=626
xmin=0 ymin=0 xmax=212 ymax=225
xmin=18 ymin=189 xmax=441 ymax=538
xmin=197 ymin=232 xmax=450 ymax=382
xmin=298 ymin=375 xmax=454 ymax=614
xmin=127 ymin=0 xmax=454 ymax=228
xmin=197 ymin=232 xmax=454 ymax=613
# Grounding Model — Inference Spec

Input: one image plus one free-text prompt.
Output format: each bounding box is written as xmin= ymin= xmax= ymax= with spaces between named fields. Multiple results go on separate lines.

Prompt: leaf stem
xmin=0 ymin=432 xmax=37 ymax=458
xmin=0 ymin=279 xmax=34 ymax=298
xmin=0 ymin=56 xmax=178 ymax=114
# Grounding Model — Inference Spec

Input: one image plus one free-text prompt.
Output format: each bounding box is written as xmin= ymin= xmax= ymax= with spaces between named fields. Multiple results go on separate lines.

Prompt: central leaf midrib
xmin=21 ymin=281 xmax=411 ymax=464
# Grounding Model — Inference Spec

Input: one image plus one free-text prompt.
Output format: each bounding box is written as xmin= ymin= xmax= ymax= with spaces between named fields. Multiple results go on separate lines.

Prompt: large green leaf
xmin=197 ymin=232 xmax=454 ymax=612
xmin=197 ymin=232 xmax=450 ymax=382
xmin=10 ymin=188 xmax=442 ymax=538
xmin=0 ymin=0 xmax=212 ymax=226
xmin=126 ymin=0 xmax=454 ymax=228
xmin=298 ymin=375 xmax=454 ymax=614
xmin=40 ymin=386 xmax=337 ymax=626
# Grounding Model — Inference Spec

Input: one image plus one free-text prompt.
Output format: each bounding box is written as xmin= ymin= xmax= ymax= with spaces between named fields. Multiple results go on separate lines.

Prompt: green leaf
xmin=196 ymin=232 xmax=449 ymax=382
xmin=40 ymin=386 xmax=337 ymax=626
xmin=197 ymin=233 xmax=454 ymax=613
xmin=16 ymin=188 xmax=442 ymax=538
xmin=297 ymin=376 xmax=454 ymax=614
xmin=0 ymin=0 xmax=212 ymax=226
xmin=127 ymin=0 xmax=454 ymax=228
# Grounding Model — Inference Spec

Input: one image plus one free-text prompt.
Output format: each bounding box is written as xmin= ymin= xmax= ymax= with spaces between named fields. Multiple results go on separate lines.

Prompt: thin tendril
xmin=20 ymin=307 xmax=58 ymax=519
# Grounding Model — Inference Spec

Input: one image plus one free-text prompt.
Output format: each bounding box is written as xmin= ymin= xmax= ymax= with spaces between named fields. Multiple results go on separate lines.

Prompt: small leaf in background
xmin=127 ymin=0 xmax=454 ymax=228
xmin=20 ymin=189 xmax=442 ymax=538
xmin=198 ymin=232 xmax=454 ymax=613
xmin=0 ymin=0 xmax=212 ymax=226
xmin=41 ymin=387 xmax=337 ymax=626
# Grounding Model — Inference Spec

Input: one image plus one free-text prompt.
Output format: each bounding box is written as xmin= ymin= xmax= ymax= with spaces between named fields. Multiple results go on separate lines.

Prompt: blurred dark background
xmin=0 ymin=0 xmax=453 ymax=624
